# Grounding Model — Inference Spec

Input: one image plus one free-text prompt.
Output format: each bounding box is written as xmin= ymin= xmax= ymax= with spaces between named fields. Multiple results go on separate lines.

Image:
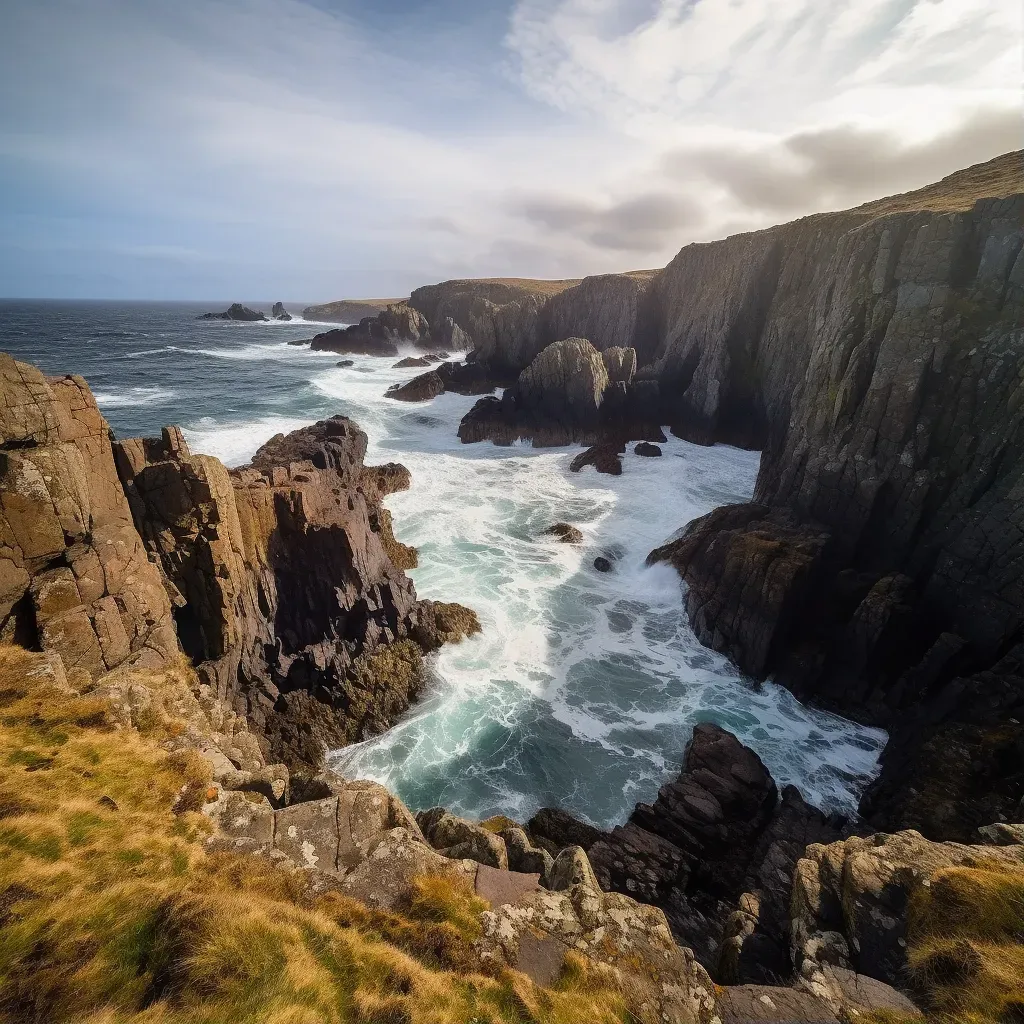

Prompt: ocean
xmin=0 ymin=299 xmax=887 ymax=827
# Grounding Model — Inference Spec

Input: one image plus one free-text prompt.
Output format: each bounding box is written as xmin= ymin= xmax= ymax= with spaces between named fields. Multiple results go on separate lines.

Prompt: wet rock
xmin=198 ymin=303 xmax=267 ymax=321
xmin=335 ymin=359 xmax=354 ymax=367
xmin=593 ymin=557 xmax=612 ymax=573
xmin=309 ymin=322 xmax=399 ymax=356
xmin=393 ymin=355 xmax=432 ymax=368
xmin=271 ymin=301 xmax=292 ymax=321
xmin=570 ymin=443 xmax=624 ymax=475
xmin=634 ymin=441 xmax=662 ymax=457
xmin=543 ymin=523 xmax=583 ymax=545
xmin=385 ymin=370 xmax=444 ymax=402
xmin=411 ymin=599 xmax=481 ymax=650
xmin=602 ymin=346 xmax=636 ymax=384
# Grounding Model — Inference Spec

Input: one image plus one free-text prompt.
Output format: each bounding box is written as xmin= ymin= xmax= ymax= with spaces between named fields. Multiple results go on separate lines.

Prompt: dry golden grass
xmin=0 ymin=645 xmax=636 ymax=1024
xmin=862 ymin=858 xmax=1024 ymax=1024
xmin=854 ymin=150 xmax=1023 ymax=217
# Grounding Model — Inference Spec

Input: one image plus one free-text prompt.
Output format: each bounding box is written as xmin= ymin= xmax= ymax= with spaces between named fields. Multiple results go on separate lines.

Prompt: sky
xmin=0 ymin=0 xmax=1020 ymax=300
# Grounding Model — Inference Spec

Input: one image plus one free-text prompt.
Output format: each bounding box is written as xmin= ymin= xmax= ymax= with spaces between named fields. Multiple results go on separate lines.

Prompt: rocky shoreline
xmin=2 ymin=151 xmax=1023 ymax=1022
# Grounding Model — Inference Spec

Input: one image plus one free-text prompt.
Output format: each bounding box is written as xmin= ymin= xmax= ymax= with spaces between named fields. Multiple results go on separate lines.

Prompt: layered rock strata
xmin=113 ymin=415 xmax=477 ymax=769
xmin=0 ymin=354 xmax=179 ymax=678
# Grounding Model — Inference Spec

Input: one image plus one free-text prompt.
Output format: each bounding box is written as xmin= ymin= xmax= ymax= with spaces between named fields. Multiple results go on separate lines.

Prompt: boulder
xmin=570 ymin=443 xmax=624 ymax=475
xmin=393 ymin=355 xmax=432 ymax=368
xmin=385 ymin=371 xmax=444 ymax=402
xmin=635 ymin=441 xmax=662 ymax=457
xmin=593 ymin=557 xmax=612 ymax=573
xmin=542 ymin=845 xmax=600 ymax=891
xmin=198 ymin=303 xmax=267 ymax=321
xmin=335 ymin=359 xmax=354 ymax=367
xmin=416 ymin=807 xmax=509 ymax=869
xmin=543 ymin=523 xmax=583 ymax=545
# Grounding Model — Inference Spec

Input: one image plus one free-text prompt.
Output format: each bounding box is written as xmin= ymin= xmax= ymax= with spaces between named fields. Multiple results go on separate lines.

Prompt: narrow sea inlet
xmin=0 ymin=301 xmax=887 ymax=827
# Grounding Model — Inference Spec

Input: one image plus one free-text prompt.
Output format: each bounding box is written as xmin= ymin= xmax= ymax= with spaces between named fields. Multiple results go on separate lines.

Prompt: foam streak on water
xmin=0 ymin=304 xmax=886 ymax=830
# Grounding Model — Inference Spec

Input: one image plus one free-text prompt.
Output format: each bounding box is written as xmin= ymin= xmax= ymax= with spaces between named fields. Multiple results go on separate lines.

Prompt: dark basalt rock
xmin=271 ymin=302 xmax=292 ymax=321
xmin=386 ymin=371 xmax=444 ymax=403
xmin=336 ymin=359 xmax=354 ymax=367
xmin=635 ymin=442 xmax=662 ymax=457
xmin=526 ymin=807 xmax=605 ymax=855
xmin=570 ymin=443 xmax=624 ymax=476
xmin=593 ymin=556 xmax=612 ymax=573
xmin=393 ymin=356 xmax=432 ymax=368
xmin=309 ymin=321 xmax=400 ymax=356
xmin=198 ymin=302 xmax=268 ymax=321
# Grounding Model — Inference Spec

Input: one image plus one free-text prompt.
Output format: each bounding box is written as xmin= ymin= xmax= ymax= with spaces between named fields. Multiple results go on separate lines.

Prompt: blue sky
xmin=1 ymin=0 xmax=1020 ymax=300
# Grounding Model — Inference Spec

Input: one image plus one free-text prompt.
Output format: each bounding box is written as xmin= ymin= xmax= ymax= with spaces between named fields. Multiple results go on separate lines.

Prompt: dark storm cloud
xmin=670 ymin=107 xmax=1022 ymax=215
xmin=515 ymin=191 xmax=704 ymax=252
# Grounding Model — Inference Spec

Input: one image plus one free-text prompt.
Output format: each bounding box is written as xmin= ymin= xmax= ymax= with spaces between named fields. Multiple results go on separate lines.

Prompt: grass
xmin=0 ymin=645 xmax=638 ymax=1024
xmin=865 ymin=857 xmax=1024 ymax=1023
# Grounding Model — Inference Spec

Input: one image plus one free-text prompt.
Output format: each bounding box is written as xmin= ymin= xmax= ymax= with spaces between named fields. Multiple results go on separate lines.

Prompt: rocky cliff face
xmin=114 ymin=415 xmax=477 ymax=770
xmin=0 ymin=355 xmax=179 ymax=678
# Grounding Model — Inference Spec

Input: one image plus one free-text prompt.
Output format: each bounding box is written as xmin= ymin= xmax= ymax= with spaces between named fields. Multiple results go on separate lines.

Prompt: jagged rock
xmin=435 ymin=360 xmax=494 ymax=395
xmin=271 ymin=302 xmax=292 ymax=321
xmin=412 ymin=599 xmax=481 ymax=650
xmin=500 ymin=826 xmax=554 ymax=876
xmin=386 ymin=371 xmax=444 ymax=402
xmin=416 ymin=807 xmax=509 ymax=869
xmin=570 ymin=443 xmax=624 ymax=475
xmin=518 ymin=338 xmax=609 ymax=422
xmin=301 ymin=298 xmax=405 ymax=324
xmin=543 ymin=523 xmax=583 ymax=544
xmin=602 ymin=346 xmax=636 ymax=384
xmin=635 ymin=441 xmax=662 ymax=457
xmin=113 ymin=416 xmax=475 ymax=771
xmin=376 ymin=302 xmax=429 ymax=343
xmin=477 ymin=882 xmax=717 ymax=1024
xmin=430 ymin=315 xmax=472 ymax=352
xmin=198 ymin=303 xmax=267 ymax=321
xmin=0 ymin=356 xmax=178 ymax=676
xmin=393 ymin=355 xmax=431 ymax=368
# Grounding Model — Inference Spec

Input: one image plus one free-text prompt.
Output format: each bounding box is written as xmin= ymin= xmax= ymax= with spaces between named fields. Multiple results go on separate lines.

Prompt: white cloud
xmin=0 ymin=0 xmax=1020 ymax=298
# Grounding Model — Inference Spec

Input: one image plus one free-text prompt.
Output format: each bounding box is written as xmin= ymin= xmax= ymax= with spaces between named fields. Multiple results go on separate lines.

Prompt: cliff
xmin=113 ymin=416 xmax=477 ymax=769
xmin=301 ymin=296 xmax=407 ymax=323
xmin=0 ymin=354 xmax=179 ymax=678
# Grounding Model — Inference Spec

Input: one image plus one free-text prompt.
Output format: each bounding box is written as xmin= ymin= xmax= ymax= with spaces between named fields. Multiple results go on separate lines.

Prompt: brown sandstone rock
xmin=0 ymin=356 xmax=178 ymax=677
xmin=543 ymin=523 xmax=583 ymax=544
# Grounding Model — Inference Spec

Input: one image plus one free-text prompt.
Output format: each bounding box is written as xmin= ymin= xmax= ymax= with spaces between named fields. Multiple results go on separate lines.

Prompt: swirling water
xmin=0 ymin=300 xmax=886 ymax=827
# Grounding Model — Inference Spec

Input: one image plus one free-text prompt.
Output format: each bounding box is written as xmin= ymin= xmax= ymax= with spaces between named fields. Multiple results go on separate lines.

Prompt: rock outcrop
xmin=271 ymin=301 xmax=292 ymax=321
xmin=458 ymin=339 xmax=663 ymax=448
xmin=0 ymin=355 xmax=179 ymax=678
xmin=198 ymin=303 xmax=267 ymax=321
xmin=113 ymin=415 xmax=477 ymax=770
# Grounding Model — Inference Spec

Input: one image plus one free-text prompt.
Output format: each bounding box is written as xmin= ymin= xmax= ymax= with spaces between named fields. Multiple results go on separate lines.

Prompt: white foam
xmin=307 ymin=357 xmax=888 ymax=826
xmin=183 ymin=414 xmax=312 ymax=467
xmin=94 ymin=386 xmax=177 ymax=408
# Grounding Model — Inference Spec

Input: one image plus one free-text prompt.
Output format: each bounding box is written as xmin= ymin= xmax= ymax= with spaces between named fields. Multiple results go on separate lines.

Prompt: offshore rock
xmin=113 ymin=415 xmax=476 ymax=769
xmin=309 ymin=320 xmax=400 ymax=356
xmin=570 ymin=442 xmax=624 ymax=476
xmin=271 ymin=301 xmax=292 ymax=321
xmin=198 ymin=303 xmax=268 ymax=321
xmin=386 ymin=371 xmax=444 ymax=403
xmin=543 ymin=523 xmax=583 ymax=545
xmin=0 ymin=355 xmax=178 ymax=677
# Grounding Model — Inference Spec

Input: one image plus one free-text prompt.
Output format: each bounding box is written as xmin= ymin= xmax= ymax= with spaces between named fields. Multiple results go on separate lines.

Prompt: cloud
xmin=671 ymin=107 xmax=1022 ymax=216
xmin=516 ymin=191 xmax=704 ymax=252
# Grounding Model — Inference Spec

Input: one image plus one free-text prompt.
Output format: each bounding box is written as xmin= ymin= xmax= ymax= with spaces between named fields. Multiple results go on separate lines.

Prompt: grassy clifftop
xmin=0 ymin=646 xmax=630 ymax=1024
